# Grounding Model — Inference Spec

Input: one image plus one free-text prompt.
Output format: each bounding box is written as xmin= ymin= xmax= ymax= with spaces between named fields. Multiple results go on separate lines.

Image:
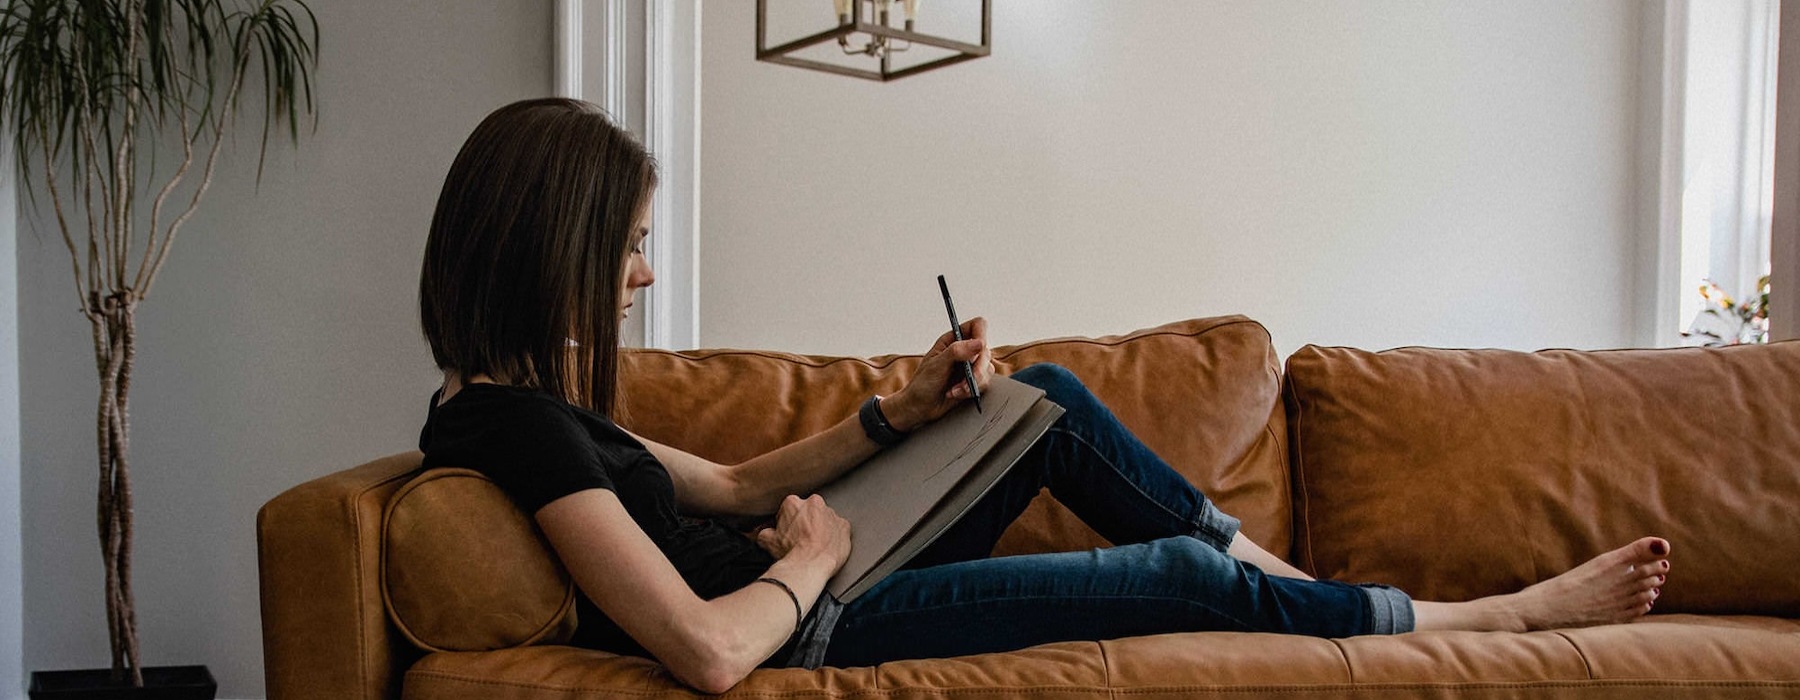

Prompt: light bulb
xmin=833 ymin=0 xmax=850 ymax=22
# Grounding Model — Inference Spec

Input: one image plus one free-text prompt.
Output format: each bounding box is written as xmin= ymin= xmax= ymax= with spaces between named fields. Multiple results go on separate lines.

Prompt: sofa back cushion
xmin=1285 ymin=341 xmax=1800 ymax=615
xmin=619 ymin=316 xmax=1292 ymax=557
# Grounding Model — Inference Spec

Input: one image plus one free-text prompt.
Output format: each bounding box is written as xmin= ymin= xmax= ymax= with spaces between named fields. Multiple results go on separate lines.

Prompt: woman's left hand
xmin=880 ymin=316 xmax=995 ymax=432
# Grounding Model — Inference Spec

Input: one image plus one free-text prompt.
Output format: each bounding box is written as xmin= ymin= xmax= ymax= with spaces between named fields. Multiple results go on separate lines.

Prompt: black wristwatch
xmin=858 ymin=395 xmax=909 ymax=447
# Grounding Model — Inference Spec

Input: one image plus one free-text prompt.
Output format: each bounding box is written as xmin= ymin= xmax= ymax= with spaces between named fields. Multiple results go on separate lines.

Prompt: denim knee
xmin=1011 ymin=363 xmax=1098 ymax=416
xmin=1141 ymin=536 xmax=1243 ymax=587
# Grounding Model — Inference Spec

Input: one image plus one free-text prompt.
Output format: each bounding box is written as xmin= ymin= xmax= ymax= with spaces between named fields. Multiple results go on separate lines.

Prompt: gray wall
xmin=701 ymin=1 xmax=1653 ymax=358
xmin=15 ymin=1 xmax=550 ymax=696
xmin=4 ymin=113 xmax=25 ymax=700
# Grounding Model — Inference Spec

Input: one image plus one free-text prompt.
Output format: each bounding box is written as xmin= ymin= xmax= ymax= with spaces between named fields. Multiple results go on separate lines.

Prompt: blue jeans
xmin=814 ymin=363 xmax=1414 ymax=668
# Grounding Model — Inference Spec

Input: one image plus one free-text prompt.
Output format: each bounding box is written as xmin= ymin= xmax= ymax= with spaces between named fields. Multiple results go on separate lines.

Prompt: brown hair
xmin=419 ymin=97 xmax=657 ymax=415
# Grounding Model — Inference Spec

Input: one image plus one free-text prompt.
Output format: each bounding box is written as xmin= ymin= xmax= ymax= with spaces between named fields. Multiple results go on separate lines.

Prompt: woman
xmin=417 ymin=98 xmax=1671 ymax=694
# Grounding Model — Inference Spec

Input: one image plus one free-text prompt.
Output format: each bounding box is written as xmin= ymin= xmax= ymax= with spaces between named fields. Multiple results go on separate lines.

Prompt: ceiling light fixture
xmin=756 ymin=0 xmax=991 ymax=82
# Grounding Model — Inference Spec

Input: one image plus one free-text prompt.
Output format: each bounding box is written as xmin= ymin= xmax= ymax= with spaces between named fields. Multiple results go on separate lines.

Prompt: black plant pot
xmin=28 ymin=666 xmax=216 ymax=700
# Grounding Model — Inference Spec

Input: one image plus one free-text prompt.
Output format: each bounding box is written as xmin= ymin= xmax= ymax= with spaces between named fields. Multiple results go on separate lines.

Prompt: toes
xmin=1614 ymin=538 xmax=1671 ymax=572
xmin=1623 ymin=559 xmax=1668 ymax=580
xmin=1619 ymin=589 xmax=1658 ymax=618
xmin=1601 ymin=539 xmax=1647 ymax=565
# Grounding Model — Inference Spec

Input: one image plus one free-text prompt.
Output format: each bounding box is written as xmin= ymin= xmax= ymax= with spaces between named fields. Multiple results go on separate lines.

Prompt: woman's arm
xmin=536 ymin=488 xmax=848 ymax=693
xmin=636 ymin=411 xmax=879 ymax=518
xmin=642 ymin=317 xmax=996 ymax=518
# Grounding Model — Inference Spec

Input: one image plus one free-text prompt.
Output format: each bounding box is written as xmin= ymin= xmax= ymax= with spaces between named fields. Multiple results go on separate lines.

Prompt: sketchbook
xmin=816 ymin=375 xmax=1065 ymax=602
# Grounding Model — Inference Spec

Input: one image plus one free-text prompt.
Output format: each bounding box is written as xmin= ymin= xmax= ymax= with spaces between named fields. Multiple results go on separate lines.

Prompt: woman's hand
xmin=753 ymin=494 xmax=852 ymax=570
xmin=881 ymin=316 xmax=996 ymax=432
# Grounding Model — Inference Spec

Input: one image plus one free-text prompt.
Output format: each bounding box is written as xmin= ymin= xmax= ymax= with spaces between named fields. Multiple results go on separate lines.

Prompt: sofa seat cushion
xmin=401 ymin=616 xmax=1800 ymax=699
xmin=1108 ymin=615 xmax=1800 ymax=696
xmin=1285 ymin=342 xmax=1800 ymax=615
xmin=618 ymin=316 xmax=1292 ymax=560
xmin=403 ymin=641 xmax=1108 ymax=699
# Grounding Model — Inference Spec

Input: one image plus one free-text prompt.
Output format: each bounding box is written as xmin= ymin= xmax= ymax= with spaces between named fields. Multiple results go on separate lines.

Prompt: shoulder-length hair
xmin=419 ymin=97 xmax=657 ymax=415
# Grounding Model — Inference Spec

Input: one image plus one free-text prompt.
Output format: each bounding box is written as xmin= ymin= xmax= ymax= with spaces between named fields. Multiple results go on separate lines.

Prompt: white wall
xmin=700 ymin=1 xmax=1652 ymax=358
xmin=15 ymin=1 xmax=550 ymax=696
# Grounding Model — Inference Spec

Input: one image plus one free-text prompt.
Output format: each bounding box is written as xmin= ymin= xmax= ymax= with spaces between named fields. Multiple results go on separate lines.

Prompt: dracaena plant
xmin=0 ymin=0 xmax=317 ymax=686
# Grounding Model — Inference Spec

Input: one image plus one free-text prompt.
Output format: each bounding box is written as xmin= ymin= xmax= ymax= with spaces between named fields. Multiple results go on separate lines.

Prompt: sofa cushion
xmin=617 ymin=316 xmax=1292 ymax=559
xmin=1285 ymin=341 xmax=1800 ymax=615
xmin=400 ymin=615 xmax=1800 ymax=699
xmin=381 ymin=468 xmax=576 ymax=652
xmin=405 ymin=642 xmax=1108 ymax=699
xmin=1111 ymin=615 xmax=1800 ymax=693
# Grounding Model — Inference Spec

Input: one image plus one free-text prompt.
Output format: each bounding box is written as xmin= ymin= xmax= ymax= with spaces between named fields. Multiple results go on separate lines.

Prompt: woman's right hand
xmin=753 ymin=494 xmax=851 ymax=570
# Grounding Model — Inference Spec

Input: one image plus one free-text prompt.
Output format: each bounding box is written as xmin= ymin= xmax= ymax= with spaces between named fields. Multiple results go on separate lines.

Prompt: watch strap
xmin=858 ymin=395 xmax=908 ymax=447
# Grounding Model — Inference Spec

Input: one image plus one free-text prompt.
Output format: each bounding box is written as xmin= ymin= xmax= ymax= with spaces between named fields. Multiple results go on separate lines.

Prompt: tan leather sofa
xmin=258 ymin=316 xmax=1800 ymax=699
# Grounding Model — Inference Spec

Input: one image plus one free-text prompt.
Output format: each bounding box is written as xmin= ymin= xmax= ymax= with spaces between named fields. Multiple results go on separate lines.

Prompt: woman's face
xmin=619 ymin=198 xmax=655 ymax=321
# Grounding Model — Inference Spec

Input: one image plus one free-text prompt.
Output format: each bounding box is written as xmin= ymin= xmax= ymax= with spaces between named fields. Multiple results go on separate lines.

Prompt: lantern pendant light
xmin=756 ymin=0 xmax=992 ymax=82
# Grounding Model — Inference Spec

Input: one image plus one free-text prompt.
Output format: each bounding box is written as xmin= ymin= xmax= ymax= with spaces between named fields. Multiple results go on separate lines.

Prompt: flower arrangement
xmin=1682 ymin=274 xmax=1771 ymax=346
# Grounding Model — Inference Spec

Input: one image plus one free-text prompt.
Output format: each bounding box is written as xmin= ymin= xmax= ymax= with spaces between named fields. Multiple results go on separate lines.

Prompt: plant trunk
xmin=89 ymin=292 xmax=143 ymax=688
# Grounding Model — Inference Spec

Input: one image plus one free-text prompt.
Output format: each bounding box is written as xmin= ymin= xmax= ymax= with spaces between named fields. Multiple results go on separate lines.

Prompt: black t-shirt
xmin=417 ymin=382 xmax=777 ymax=655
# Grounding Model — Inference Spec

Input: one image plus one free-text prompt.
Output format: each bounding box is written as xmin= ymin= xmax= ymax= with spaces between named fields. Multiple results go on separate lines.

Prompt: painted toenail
xmin=1650 ymin=540 xmax=1667 ymax=556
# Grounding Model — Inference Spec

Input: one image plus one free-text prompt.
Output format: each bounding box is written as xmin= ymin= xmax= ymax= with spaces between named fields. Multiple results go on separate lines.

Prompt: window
xmin=1654 ymin=0 xmax=1778 ymax=345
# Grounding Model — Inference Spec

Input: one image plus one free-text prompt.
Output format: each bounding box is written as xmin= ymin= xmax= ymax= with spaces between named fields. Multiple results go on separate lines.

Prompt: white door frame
xmin=1773 ymin=0 xmax=1800 ymax=341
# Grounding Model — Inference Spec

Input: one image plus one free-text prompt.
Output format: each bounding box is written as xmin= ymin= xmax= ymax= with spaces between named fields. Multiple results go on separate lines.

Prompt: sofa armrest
xmin=258 ymin=452 xmax=424 ymax=700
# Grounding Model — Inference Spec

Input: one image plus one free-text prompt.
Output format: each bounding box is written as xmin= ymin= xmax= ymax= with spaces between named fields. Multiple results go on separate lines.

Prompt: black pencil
xmin=937 ymin=275 xmax=983 ymax=413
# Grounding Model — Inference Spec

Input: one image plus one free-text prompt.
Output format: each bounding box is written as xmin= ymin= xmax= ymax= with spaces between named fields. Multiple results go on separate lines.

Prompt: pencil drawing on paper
xmin=926 ymin=395 xmax=1018 ymax=483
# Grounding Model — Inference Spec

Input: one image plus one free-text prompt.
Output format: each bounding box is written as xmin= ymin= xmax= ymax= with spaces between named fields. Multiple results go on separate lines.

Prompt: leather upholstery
xmin=399 ymin=616 xmax=1800 ymax=699
xmin=257 ymin=319 xmax=1800 ymax=699
xmin=1285 ymin=341 xmax=1800 ymax=614
xmin=381 ymin=468 xmax=576 ymax=652
xmin=258 ymin=452 xmax=426 ymax=700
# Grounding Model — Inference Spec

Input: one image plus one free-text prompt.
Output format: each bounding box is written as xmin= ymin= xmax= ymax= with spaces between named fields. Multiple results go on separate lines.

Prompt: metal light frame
xmin=756 ymin=0 xmax=992 ymax=82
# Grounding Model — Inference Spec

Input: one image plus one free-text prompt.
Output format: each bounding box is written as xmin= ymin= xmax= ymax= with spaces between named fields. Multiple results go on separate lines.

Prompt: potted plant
xmin=0 ymin=0 xmax=318 ymax=696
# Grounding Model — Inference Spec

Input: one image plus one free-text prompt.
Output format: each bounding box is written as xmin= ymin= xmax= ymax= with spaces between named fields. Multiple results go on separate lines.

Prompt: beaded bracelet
xmin=755 ymin=577 xmax=803 ymax=632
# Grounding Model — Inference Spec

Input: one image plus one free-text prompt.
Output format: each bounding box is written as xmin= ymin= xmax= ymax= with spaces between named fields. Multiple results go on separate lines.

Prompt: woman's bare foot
xmin=1414 ymin=537 xmax=1670 ymax=632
